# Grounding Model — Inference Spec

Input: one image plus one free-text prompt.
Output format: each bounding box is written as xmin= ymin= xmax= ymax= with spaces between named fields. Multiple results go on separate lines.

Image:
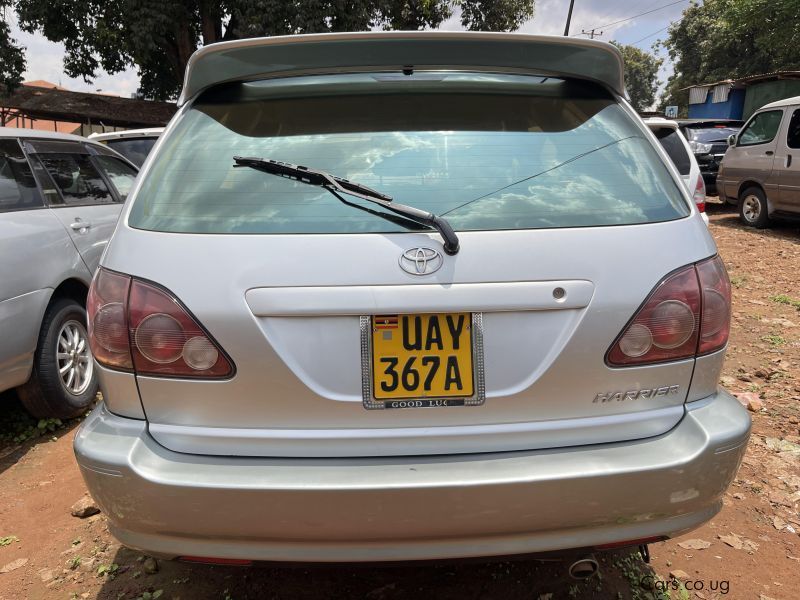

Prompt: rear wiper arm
xmin=233 ymin=156 xmax=460 ymax=255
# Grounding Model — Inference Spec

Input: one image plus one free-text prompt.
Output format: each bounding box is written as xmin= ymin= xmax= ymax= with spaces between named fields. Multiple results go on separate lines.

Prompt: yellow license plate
xmin=371 ymin=313 xmax=474 ymax=400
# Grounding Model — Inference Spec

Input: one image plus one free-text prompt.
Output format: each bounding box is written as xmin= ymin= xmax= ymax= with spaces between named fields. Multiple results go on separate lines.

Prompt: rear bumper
xmin=74 ymin=390 xmax=750 ymax=562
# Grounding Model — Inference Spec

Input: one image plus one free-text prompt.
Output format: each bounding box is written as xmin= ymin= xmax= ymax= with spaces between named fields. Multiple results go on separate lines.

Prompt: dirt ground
xmin=1 ymin=200 xmax=799 ymax=600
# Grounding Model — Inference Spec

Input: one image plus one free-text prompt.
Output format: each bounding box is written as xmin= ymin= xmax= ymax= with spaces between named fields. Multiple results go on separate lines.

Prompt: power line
xmin=579 ymin=0 xmax=689 ymax=34
xmin=625 ymin=0 xmax=789 ymax=48
xmin=588 ymin=0 xmax=666 ymax=33
xmin=629 ymin=25 xmax=670 ymax=46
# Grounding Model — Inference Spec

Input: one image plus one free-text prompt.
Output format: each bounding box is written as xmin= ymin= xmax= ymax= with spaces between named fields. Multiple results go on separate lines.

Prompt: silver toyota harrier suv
xmin=74 ymin=32 xmax=750 ymax=564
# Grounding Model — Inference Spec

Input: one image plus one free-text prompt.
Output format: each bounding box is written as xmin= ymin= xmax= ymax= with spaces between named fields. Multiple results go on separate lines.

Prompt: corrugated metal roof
xmin=683 ymin=70 xmax=800 ymax=92
xmin=0 ymin=85 xmax=176 ymax=127
xmin=735 ymin=70 xmax=800 ymax=84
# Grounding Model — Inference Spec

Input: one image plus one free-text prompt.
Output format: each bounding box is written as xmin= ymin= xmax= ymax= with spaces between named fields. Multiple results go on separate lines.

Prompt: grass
xmin=730 ymin=274 xmax=748 ymax=288
xmin=771 ymin=294 xmax=800 ymax=309
xmin=761 ymin=334 xmax=787 ymax=347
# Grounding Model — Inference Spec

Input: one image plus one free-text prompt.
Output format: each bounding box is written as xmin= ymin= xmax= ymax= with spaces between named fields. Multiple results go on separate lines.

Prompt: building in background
xmin=0 ymin=81 xmax=175 ymax=134
xmin=685 ymin=71 xmax=800 ymax=120
xmin=685 ymin=80 xmax=746 ymax=120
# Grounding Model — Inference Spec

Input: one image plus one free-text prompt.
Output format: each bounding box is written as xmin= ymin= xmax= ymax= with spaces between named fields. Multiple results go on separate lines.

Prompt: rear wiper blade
xmin=233 ymin=156 xmax=460 ymax=255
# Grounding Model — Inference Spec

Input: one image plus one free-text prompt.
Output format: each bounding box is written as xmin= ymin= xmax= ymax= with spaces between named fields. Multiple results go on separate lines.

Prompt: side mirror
xmin=727 ymin=134 xmax=737 ymax=147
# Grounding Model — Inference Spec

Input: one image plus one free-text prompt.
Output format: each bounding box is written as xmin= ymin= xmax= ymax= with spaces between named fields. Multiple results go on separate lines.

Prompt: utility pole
xmin=581 ymin=28 xmax=603 ymax=39
xmin=564 ymin=0 xmax=575 ymax=36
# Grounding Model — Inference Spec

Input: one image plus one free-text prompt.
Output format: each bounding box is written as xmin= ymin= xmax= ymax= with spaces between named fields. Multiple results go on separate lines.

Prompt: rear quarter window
xmin=0 ymin=139 xmax=42 ymax=212
xmin=653 ymin=128 xmax=691 ymax=176
xmin=129 ymin=73 xmax=689 ymax=234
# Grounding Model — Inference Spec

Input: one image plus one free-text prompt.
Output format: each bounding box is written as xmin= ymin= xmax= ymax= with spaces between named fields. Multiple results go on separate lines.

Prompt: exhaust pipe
xmin=568 ymin=555 xmax=599 ymax=580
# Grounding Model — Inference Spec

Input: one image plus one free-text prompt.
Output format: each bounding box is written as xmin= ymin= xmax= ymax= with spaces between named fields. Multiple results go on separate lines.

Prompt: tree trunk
xmin=199 ymin=0 xmax=221 ymax=45
xmin=174 ymin=11 xmax=195 ymax=84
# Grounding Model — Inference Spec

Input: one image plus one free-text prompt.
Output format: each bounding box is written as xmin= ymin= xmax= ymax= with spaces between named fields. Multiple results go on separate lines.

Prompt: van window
xmin=129 ymin=73 xmax=689 ymax=234
xmin=787 ymin=109 xmax=800 ymax=149
xmin=653 ymin=128 xmax=691 ymax=176
xmin=0 ymin=139 xmax=42 ymax=212
xmin=738 ymin=110 xmax=783 ymax=146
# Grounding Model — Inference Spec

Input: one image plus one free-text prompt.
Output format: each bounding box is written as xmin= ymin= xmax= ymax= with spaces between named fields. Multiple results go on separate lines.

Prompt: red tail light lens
xmin=87 ymin=268 xmax=234 ymax=378
xmin=128 ymin=280 xmax=233 ymax=377
xmin=87 ymin=269 xmax=132 ymax=370
xmin=693 ymin=177 xmax=706 ymax=213
xmin=607 ymin=256 xmax=730 ymax=366
xmin=697 ymin=256 xmax=731 ymax=354
xmin=607 ymin=266 xmax=701 ymax=366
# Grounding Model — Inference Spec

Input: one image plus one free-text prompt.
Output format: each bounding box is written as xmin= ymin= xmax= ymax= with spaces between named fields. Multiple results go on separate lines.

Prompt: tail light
xmin=87 ymin=268 xmax=234 ymax=378
xmin=693 ymin=177 xmax=706 ymax=214
xmin=607 ymin=256 xmax=730 ymax=366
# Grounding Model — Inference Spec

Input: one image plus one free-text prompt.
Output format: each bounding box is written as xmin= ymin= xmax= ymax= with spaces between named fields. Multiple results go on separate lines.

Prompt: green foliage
xmin=0 ymin=535 xmax=19 ymax=546
xmin=8 ymin=0 xmax=535 ymax=101
xmin=0 ymin=2 xmax=25 ymax=95
xmin=661 ymin=0 xmax=800 ymax=113
xmin=97 ymin=562 xmax=119 ymax=578
xmin=771 ymin=294 xmax=800 ymax=309
xmin=611 ymin=41 xmax=663 ymax=111
xmin=0 ymin=399 xmax=63 ymax=445
xmin=761 ymin=334 xmax=787 ymax=346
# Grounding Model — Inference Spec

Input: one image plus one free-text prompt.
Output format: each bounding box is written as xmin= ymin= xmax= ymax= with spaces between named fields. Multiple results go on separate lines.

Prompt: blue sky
xmin=11 ymin=0 xmax=694 ymax=99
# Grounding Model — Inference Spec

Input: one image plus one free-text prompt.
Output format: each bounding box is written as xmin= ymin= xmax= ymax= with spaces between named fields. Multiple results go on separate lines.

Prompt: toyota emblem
xmin=399 ymin=247 xmax=443 ymax=276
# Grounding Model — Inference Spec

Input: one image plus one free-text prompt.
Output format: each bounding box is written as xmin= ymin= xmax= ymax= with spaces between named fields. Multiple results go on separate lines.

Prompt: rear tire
xmin=17 ymin=298 xmax=98 ymax=419
xmin=738 ymin=187 xmax=770 ymax=228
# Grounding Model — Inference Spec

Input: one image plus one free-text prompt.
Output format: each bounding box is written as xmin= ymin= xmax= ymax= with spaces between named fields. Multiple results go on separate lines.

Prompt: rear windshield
xmin=105 ymin=138 xmax=157 ymax=167
xmin=653 ymin=128 xmax=691 ymax=176
xmin=129 ymin=73 xmax=688 ymax=234
xmin=686 ymin=127 xmax=740 ymax=142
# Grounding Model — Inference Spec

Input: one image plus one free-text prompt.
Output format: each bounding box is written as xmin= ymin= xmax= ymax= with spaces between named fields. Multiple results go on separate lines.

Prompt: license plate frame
xmin=360 ymin=313 xmax=485 ymax=410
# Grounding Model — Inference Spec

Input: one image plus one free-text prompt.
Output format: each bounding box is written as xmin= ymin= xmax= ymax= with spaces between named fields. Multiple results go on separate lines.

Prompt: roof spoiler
xmin=178 ymin=31 xmax=625 ymax=106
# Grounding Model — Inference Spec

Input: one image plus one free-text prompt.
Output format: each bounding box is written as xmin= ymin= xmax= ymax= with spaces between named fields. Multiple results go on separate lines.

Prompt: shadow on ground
xmin=706 ymin=199 xmax=800 ymax=241
xmin=93 ymin=547 xmax=673 ymax=600
xmin=0 ymin=389 xmax=86 ymax=475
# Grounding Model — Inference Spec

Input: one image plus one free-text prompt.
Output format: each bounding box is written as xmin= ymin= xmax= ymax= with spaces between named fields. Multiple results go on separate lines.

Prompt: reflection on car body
xmin=73 ymin=32 xmax=750 ymax=565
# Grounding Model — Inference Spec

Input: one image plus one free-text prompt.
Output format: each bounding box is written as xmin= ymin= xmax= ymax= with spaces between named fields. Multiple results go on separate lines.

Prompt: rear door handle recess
xmin=70 ymin=220 xmax=92 ymax=231
xmin=765 ymin=150 xmax=774 ymax=156
xmin=788 ymin=154 xmax=793 ymax=168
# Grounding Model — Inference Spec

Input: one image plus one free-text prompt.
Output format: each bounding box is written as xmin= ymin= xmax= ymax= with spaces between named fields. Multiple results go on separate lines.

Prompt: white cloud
xmin=9 ymin=15 xmax=139 ymax=97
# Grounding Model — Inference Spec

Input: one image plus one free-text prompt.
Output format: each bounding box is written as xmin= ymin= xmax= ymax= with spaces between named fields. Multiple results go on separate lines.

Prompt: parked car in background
xmin=718 ymin=96 xmax=800 ymax=228
xmin=0 ymin=128 xmax=138 ymax=418
xmin=89 ymin=127 xmax=164 ymax=167
xmin=676 ymin=119 xmax=744 ymax=194
xmin=644 ymin=117 xmax=708 ymax=224
xmin=75 ymin=32 xmax=749 ymax=567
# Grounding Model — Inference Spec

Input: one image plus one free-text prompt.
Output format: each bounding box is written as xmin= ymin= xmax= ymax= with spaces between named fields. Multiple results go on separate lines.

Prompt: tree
xmin=660 ymin=0 xmax=800 ymax=113
xmin=611 ymin=41 xmax=662 ymax=111
xmin=6 ymin=0 xmax=535 ymax=101
xmin=0 ymin=1 xmax=25 ymax=95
